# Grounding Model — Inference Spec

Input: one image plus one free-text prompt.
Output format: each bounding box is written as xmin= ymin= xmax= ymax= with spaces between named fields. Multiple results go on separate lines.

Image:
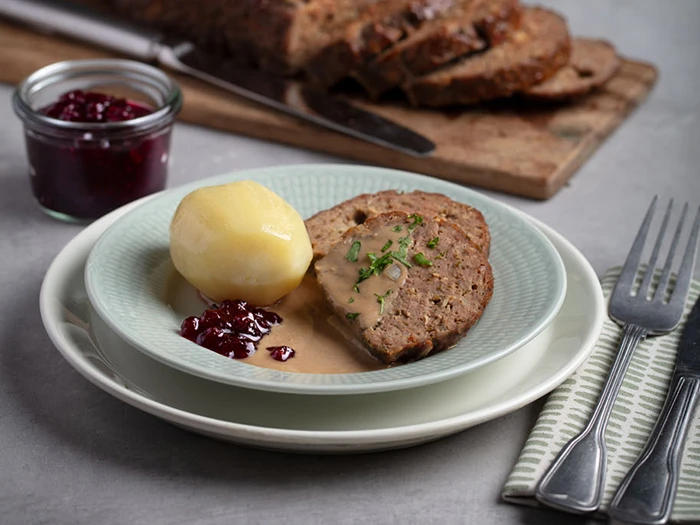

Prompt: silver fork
xmin=535 ymin=197 xmax=700 ymax=514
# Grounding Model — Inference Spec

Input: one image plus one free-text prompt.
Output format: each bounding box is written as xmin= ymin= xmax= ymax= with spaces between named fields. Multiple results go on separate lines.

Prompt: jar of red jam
xmin=12 ymin=59 xmax=182 ymax=223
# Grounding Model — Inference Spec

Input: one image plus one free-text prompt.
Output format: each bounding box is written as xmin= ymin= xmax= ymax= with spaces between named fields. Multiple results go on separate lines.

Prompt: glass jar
xmin=12 ymin=59 xmax=183 ymax=223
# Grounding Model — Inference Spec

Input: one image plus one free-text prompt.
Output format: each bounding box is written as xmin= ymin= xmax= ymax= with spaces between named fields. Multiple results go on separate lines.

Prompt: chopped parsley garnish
xmin=353 ymin=284 xmax=360 ymax=293
xmin=413 ymin=252 xmax=433 ymax=267
xmin=374 ymin=289 xmax=392 ymax=314
xmin=392 ymin=225 xmax=403 ymax=232
xmin=348 ymin=297 xmax=355 ymax=304
xmin=352 ymin=224 xmax=420 ymax=286
xmin=345 ymin=241 xmax=361 ymax=262
xmin=407 ymin=213 xmax=423 ymax=231
xmin=390 ymin=251 xmax=412 ymax=268
xmin=427 ymin=237 xmax=439 ymax=249
xmin=346 ymin=312 xmax=360 ymax=320
xmin=397 ymin=235 xmax=411 ymax=254
xmin=357 ymin=252 xmax=395 ymax=284
xmin=357 ymin=266 xmax=373 ymax=283
xmin=389 ymin=235 xmax=413 ymax=268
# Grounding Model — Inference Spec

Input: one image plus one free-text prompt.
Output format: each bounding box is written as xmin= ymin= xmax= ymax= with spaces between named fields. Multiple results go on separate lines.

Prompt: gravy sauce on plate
xmin=166 ymin=272 xmax=385 ymax=374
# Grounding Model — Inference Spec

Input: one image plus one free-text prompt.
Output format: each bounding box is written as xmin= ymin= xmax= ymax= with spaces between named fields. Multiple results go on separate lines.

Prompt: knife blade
xmin=608 ymin=294 xmax=700 ymax=525
xmin=0 ymin=0 xmax=436 ymax=157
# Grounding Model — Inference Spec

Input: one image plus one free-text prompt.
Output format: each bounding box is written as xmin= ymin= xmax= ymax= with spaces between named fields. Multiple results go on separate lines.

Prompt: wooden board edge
xmin=540 ymin=58 xmax=659 ymax=199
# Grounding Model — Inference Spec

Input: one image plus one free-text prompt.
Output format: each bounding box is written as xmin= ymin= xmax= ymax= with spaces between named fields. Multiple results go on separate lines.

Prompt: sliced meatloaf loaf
xmin=523 ymin=38 xmax=620 ymax=101
xmin=305 ymin=190 xmax=491 ymax=262
xmin=305 ymin=0 xmax=456 ymax=87
xmin=354 ymin=0 xmax=522 ymax=99
xmin=315 ymin=211 xmax=494 ymax=364
xmin=112 ymin=0 xmax=398 ymax=73
xmin=404 ymin=7 xmax=571 ymax=107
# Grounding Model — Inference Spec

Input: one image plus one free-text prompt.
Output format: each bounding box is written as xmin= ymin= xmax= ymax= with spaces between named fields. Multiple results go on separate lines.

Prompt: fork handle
xmin=608 ymin=374 xmax=700 ymax=525
xmin=536 ymin=324 xmax=647 ymax=513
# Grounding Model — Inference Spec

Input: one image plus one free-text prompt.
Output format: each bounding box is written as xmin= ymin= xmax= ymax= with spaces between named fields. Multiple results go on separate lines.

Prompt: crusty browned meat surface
xmin=305 ymin=0 xmax=456 ymax=87
xmin=354 ymin=0 xmax=522 ymax=99
xmin=112 ymin=0 xmax=386 ymax=73
xmin=522 ymin=38 xmax=620 ymax=101
xmin=404 ymin=7 xmax=571 ymax=106
xmin=315 ymin=211 xmax=493 ymax=364
xmin=305 ymin=190 xmax=491 ymax=262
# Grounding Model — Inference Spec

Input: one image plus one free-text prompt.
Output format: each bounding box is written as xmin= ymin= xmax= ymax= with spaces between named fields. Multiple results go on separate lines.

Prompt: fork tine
xmin=665 ymin=205 xmax=700 ymax=306
xmin=654 ymin=203 xmax=689 ymax=301
xmin=638 ymin=199 xmax=673 ymax=298
xmin=615 ymin=197 xmax=658 ymax=295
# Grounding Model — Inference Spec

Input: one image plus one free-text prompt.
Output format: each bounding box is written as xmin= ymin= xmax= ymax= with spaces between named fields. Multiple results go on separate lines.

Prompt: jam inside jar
xmin=13 ymin=59 xmax=182 ymax=223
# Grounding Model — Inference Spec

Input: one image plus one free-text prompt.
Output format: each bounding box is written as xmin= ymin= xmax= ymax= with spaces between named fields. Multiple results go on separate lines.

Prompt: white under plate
xmin=41 ymin=196 xmax=604 ymax=454
xmin=84 ymin=165 xmax=566 ymax=395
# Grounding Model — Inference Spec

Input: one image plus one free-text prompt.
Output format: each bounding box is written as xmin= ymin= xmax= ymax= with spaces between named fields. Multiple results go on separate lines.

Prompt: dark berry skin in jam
xmin=179 ymin=299 xmax=296 ymax=361
xmin=266 ymin=346 xmax=296 ymax=362
xmin=29 ymin=90 xmax=170 ymax=220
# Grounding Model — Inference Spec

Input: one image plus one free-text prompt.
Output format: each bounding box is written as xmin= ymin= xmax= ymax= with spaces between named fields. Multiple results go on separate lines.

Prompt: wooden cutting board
xmin=0 ymin=20 xmax=658 ymax=199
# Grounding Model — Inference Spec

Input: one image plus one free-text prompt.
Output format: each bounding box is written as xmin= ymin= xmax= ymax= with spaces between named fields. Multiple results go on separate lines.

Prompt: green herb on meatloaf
xmin=407 ymin=214 xmax=423 ymax=231
xmin=413 ymin=252 xmax=433 ymax=267
xmin=427 ymin=237 xmax=439 ymax=249
xmin=374 ymin=289 xmax=392 ymax=315
xmin=355 ymin=215 xmax=421 ymax=288
xmin=391 ymin=225 xmax=403 ymax=232
xmin=346 ymin=312 xmax=360 ymax=320
xmin=345 ymin=241 xmax=361 ymax=262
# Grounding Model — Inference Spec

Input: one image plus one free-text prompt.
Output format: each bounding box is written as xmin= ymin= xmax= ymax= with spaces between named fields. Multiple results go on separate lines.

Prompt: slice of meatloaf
xmin=111 ymin=0 xmax=390 ymax=74
xmin=305 ymin=0 xmax=456 ymax=87
xmin=305 ymin=190 xmax=491 ymax=262
xmin=315 ymin=211 xmax=494 ymax=364
xmin=403 ymin=7 xmax=571 ymax=107
xmin=522 ymin=38 xmax=620 ymax=101
xmin=354 ymin=0 xmax=522 ymax=99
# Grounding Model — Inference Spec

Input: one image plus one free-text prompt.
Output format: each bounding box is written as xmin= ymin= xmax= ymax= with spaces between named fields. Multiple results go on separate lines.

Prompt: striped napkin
xmin=502 ymin=269 xmax=700 ymax=523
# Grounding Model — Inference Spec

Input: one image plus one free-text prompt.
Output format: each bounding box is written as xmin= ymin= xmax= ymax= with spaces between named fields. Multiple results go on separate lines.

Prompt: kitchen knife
xmin=608 ymin=294 xmax=700 ymax=525
xmin=0 ymin=0 xmax=436 ymax=157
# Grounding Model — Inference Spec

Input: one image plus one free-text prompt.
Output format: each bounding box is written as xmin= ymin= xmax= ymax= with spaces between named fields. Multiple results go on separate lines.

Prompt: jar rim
xmin=12 ymin=58 xmax=182 ymax=133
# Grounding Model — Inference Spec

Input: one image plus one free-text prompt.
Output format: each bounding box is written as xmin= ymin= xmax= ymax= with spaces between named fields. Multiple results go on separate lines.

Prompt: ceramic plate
xmin=42 ymin=197 xmax=603 ymax=453
xmin=84 ymin=165 xmax=567 ymax=395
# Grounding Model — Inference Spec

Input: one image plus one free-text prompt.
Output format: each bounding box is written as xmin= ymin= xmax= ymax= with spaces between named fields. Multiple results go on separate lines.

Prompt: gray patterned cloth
xmin=502 ymin=269 xmax=700 ymax=523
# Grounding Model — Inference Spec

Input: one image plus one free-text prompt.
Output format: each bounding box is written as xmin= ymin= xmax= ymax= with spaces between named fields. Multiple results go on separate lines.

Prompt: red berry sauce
xmin=266 ymin=346 xmax=296 ymax=362
xmin=41 ymin=90 xmax=152 ymax=122
xmin=179 ymin=299 xmax=295 ymax=361
xmin=29 ymin=90 xmax=170 ymax=220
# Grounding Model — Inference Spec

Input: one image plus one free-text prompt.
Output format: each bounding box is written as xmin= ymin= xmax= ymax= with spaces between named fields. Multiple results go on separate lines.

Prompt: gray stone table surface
xmin=1 ymin=0 xmax=700 ymax=524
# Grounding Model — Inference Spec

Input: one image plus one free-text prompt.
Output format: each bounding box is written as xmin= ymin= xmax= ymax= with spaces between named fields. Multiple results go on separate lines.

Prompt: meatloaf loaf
xmin=305 ymin=190 xmax=491 ymax=262
xmin=315 ymin=211 xmax=494 ymax=364
xmin=404 ymin=6 xmax=571 ymax=107
xmin=522 ymin=38 xmax=620 ymax=101
xmin=354 ymin=0 xmax=522 ymax=99
xmin=112 ymin=0 xmax=413 ymax=73
xmin=305 ymin=0 xmax=457 ymax=87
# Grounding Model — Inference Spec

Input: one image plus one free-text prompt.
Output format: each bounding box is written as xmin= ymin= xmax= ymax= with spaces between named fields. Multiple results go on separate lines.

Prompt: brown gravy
xmin=248 ymin=275 xmax=386 ymax=373
xmin=166 ymin=271 xmax=386 ymax=374
xmin=314 ymin=224 xmax=409 ymax=331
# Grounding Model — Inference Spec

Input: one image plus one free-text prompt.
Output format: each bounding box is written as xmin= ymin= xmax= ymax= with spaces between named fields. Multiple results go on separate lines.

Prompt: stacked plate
xmin=40 ymin=165 xmax=606 ymax=453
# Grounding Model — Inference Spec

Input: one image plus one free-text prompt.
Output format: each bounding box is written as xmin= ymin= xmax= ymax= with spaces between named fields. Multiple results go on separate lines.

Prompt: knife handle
xmin=608 ymin=375 xmax=700 ymax=525
xmin=0 ymin=0 xmax=161 ymax=60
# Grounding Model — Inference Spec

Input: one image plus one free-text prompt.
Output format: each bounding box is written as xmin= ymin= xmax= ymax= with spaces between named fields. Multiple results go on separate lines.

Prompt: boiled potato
xmin=169 ymin=180 xmax=312 ymax=305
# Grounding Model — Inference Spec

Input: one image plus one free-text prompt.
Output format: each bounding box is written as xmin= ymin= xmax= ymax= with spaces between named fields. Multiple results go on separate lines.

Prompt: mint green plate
xmin=85 ymin=165 xmax=566 ymax=395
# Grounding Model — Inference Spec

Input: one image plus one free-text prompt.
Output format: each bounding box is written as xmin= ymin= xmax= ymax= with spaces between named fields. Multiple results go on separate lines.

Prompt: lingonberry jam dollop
xmin=179 ymin=299 xmax=294 ymax=360
xmin=41 ymin=90 xmax=152 ymax=123
xmin=26 ymin=89 xmax=171 ymax=221
xmin=266 ymin=346 xmax=296 ymax=362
